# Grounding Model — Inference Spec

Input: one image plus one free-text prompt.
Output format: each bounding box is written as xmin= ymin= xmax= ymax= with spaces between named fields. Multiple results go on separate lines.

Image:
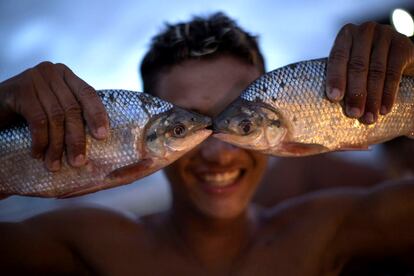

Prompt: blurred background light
xmin=392 ymin=8 xmax=414 ymax=36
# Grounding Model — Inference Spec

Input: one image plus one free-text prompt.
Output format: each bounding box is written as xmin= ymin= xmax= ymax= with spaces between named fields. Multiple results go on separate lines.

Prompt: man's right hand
xmin=0 ymin=62 xmax=109 ymax=171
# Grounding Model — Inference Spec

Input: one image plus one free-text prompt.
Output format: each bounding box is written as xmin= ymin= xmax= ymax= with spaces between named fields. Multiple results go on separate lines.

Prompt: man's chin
xmin=195 ymin=198 xmax=248 ymax=220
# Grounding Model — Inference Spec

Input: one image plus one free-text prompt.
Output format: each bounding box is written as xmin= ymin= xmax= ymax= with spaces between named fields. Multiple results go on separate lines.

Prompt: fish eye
xmin=170 ymin=123 xmax=187 ymax=138
xmin=238 ymin=119 xmax=254 ymax=135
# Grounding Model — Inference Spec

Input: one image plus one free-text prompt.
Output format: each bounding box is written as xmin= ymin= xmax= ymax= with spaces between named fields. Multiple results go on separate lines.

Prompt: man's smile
xmin=199 ymin=169 xmax=241 ymax=186
xmin=189 ymin=166 xmax=247 ymax=195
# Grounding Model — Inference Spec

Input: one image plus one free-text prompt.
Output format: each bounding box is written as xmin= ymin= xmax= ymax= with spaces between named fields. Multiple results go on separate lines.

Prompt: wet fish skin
xmin=0 ymin=89 xmax=212 ymax=197
xmin=214 ymin=58 xmax=414 ymax=156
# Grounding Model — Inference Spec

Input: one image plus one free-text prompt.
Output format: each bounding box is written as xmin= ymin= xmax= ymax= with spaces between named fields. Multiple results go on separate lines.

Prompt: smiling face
xmin=153 ymin=55 xmax=268 ymax=219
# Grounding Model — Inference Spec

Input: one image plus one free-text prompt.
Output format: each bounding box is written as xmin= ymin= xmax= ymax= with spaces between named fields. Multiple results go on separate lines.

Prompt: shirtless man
xmin=1 ymin=13 xmax=414 ymax=275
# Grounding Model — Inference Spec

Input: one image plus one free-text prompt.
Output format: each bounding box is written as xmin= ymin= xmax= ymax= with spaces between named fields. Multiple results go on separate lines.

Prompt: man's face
xmin=154 ymin=55 xmax=268 ymax=219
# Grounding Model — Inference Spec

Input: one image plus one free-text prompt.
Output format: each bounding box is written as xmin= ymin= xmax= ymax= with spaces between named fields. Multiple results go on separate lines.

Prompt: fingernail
xmin=380 ymin=106 xmax=388 ymax=115
xmin=96 ymin=127 xmax=108 ymax=139
xmin=363 ymin=112 xmax=375 ymax=124
xmin=327 ymin=87 xmax=341 ymax=101
xmin=50 ymin=160 xmax=61 ymax=171
xmin=73 ymin=154 xmax=85 ymax=166
xmin=346 ymin=106 xmax=361 ymax=118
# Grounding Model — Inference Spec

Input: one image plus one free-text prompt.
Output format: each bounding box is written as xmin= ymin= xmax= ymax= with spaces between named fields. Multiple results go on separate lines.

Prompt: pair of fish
xmin=1 ymin=58 xmax=413 ymax=197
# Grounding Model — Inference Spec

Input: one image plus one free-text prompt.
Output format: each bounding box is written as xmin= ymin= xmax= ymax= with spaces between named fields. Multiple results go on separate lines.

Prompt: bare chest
xmin=81 ymin=228 xmax=341 ymax=276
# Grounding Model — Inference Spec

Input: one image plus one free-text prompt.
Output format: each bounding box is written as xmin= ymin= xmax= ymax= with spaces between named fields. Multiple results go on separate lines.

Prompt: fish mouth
xmin=199 ymin=116 xmax=213 ymax=130
xmin=188 ymin=112 xmax=213 ymax=132
xmin=212 ymin=98 xmax=257 ymax=135
xmin=213 ymin=113 xmax=234 ymax=135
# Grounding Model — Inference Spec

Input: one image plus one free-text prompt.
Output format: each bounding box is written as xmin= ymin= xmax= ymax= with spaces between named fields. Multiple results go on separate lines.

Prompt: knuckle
xmin=36 ymin=61 xmax=54 ymax=68
xmin=368 ymin=61 xmax=386 ymax=80
xmin=348 ymin=57 xmax=368 ymax=74
xmin=380 ymin=24 xmax=394 ymax=36
xmin=341 ymin=23 xmax=355 ymax=34
xmin=359 ymin=21 xmax=377 ymax=31
xmin=64 ymin=102 xmax=82 ymax=117
xmin=385 ymin=67 xmax=402 ymax=83
xmin=55 ymin=63 xmax=69 ymax=74
xmin=79 ymin=84 xmax=98 ymax=99
xmin=48 ymin=107 xmax=65 ymax=125
xmin=329 ymin=48 xmax=349 ymax=63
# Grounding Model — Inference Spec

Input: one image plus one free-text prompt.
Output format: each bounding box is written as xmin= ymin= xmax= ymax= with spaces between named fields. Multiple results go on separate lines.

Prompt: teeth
xmin=200 ymin=170 xmax=241 ymax=187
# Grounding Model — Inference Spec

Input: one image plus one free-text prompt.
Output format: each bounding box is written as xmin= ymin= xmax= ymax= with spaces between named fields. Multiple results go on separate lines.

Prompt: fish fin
xmin=58 ymin=159 xmax=154 ymax=199
xmin=338 ymin=144 xmax=371 ymax=151
xmin=104 ymin=159 xmax=154 ymax=186
xmin=58 ymin=183 xmax=108 ymax=199
xmin=279 ymin=142 xmax=329 ymax=156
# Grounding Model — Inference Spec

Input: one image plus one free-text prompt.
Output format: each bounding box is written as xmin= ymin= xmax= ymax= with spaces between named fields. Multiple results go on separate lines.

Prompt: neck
xmin=168 ymin=200 xmax=258 ymax=269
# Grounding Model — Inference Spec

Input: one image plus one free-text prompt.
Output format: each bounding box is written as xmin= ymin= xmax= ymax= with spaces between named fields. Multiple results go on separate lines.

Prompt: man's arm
xmin=0 ymin=206 xmax=140 ymax=274
xmin=0 ymin=208 xmax=92 ymax=275
xmin=334 ymin=179 xmax=414 ymax=262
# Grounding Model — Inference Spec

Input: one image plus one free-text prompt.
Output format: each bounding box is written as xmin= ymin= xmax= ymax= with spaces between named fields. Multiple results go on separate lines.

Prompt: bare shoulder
xmin=24 ymin=205 xmax=150 ymax=245
xmin=260 ymin=179 xmax=414 ymax=265
xmin=1 ymin=205 xmax=153 ymax=275
xmin=26 ymin=205 xmax=142 ymax=227
xmin=263 ymin=186 xmax=366 ymax=225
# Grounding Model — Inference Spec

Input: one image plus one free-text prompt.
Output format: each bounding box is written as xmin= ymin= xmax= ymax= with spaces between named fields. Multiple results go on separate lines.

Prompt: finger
xmin=345 ymin=22 xmax=376 ymax=118
xmin=38 ymin=62 xmax=86 ymax=167
xmin=381 ymin=34 xmax=411 ymax=115
xmin=326 ymin=23 xmax=353 ymax=102
xmin=15 ymin=77 xmax=49 ymax=160
xmin=361 ymin=25 xmax=392 ymax=124
xmin=56 ymin=64 xmax=109 ymax=139
xmin=31 ymin=67 xmax=64 ymax=172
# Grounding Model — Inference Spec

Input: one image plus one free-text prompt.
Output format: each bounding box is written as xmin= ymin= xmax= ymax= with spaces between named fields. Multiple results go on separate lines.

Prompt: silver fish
xmin=214 ymin=58 xmax=414 ymax=156
xmin=0 ymin=89 xmax=212 ymax=198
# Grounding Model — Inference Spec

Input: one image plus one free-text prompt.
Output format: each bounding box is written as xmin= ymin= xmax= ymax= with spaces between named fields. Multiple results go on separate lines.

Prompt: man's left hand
xmin=326 ymin=22 xmax=414 ymax=124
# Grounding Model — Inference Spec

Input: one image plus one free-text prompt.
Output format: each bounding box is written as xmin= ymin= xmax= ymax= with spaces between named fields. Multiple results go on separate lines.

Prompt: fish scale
xmin=0 ymin=89 xmax=211 ymax=197
xmin=216 ymin=58 xmax=414 ymax=156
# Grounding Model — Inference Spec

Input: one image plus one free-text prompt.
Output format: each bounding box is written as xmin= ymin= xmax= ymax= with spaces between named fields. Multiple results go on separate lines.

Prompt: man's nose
xmin=199 ymin=137 xmax=239 ymax=164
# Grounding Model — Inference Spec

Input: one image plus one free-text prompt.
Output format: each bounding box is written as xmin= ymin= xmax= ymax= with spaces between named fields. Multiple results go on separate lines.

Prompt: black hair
xmin=140 ymin=12 xmax=265 ymax=94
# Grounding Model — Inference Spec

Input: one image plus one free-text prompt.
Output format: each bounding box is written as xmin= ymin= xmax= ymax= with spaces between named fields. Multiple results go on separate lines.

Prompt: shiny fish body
xmin=214 ymin=58 xmax=414 ymax=156
xmin=0 ymin=90 xmax=211 ymax=197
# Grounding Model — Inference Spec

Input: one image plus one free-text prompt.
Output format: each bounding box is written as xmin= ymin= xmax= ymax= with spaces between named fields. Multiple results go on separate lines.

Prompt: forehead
xmin=154 ymin=56 xmax=261 ymax=117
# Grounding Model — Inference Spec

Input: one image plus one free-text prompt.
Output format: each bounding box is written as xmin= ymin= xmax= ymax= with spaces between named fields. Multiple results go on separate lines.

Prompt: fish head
xmin=145 ymin=107 xmax=212 ymax=159
xmin=213 ymin=99 xmax=287 ymax=152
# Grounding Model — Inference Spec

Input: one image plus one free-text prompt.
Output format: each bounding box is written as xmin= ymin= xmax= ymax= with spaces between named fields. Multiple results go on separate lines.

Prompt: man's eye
xmin=170 ymin=123 xmax=187 ymax=138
